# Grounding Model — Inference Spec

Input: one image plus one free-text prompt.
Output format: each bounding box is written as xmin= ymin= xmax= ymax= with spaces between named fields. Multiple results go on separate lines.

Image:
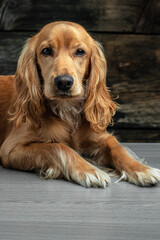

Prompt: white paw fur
xmin=115 ymin=167 xmax=160 ymax=186
xmin=40 ymin=167 xmax=62 ymax=179
xmin=40 ymin=166 xmax=110 ymax=188
xmin=71 ymin=168 xmax=110 ymax=188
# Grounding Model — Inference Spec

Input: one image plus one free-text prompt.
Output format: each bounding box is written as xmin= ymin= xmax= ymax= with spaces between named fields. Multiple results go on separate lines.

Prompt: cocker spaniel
xmin=0 ymin=21 xmax=160 ymax=188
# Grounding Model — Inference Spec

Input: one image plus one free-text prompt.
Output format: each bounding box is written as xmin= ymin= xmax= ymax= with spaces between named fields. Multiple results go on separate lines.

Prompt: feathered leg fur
xmin=84 ymin=133 xmax=160 ymax=186
xmin=0 ymin=142 xmax=110 ymax=188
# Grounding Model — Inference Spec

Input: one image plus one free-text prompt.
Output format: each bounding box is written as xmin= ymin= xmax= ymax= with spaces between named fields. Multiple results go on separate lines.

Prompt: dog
xmin=0 ymin=21 xmax=159 ymax=188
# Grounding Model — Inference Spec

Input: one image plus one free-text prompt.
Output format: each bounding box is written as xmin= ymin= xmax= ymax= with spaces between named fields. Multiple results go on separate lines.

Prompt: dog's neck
xmin=48 ymin=97 xmax=84 ymax=130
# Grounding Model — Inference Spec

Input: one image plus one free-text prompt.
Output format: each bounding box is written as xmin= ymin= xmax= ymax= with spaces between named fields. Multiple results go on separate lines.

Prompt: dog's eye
xmin=41 ymin=48 xmax=53 ymax=56
xmin=75 ymin=49 xmax=86 ymax=57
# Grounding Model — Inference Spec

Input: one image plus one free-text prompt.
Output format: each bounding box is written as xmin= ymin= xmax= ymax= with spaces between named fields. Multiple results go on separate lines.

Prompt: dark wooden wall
xmin=0 ymin=0 xmax=160 ymax=142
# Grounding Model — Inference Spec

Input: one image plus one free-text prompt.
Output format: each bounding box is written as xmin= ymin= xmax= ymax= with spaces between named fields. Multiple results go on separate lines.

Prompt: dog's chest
xmin=69 ymin=131 xmax=80 ymax=152
xmin=38 ymin=119 xmax=81 ymax=152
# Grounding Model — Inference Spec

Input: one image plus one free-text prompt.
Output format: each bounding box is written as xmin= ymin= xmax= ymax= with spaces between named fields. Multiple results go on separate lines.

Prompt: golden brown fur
xmin=0 ymin=21 xmax=160 ymax=187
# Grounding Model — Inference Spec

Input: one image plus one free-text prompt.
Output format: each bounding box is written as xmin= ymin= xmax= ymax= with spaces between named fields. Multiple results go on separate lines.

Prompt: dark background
xmin=0 ymin=0 xmax=160 ymax=142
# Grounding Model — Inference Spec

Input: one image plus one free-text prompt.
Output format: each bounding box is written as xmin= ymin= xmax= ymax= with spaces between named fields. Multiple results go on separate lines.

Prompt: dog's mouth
xmin=52 ymin=89 xmax=84 ymax=99
xmin=54 ymin=94 xmax=82 ymax=100
xmin=44 ymin=86 xmax=85 ymax=101
xmin=54 ymin=92 xmax=73 ymax=99
xmin=56 ymin=92 xmax=72 ymax=98
xmin=46 ymin=93 xmax=82 ymax=101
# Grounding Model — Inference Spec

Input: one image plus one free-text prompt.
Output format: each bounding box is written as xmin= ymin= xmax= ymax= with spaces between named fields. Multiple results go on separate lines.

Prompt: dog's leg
xmin=0 ymin=142 xmax=110 ymax=188
xmin=101 ymin=134 xmax=160 ymax=186
xmin=82 ymin=132 xmax=160 ymax=186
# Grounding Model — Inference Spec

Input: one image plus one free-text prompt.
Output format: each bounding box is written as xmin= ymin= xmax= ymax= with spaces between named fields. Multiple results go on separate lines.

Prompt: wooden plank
xmin=95 ymin=33 xmax=160 ymax=128
xmin=136 ymin=0 xmax=160 ymax=33
xmin=0 ymin=0 xmax=160 ymax=33
xmin=110 ymin=128 xmax=160 ymax=143
xmin=0 ymin=32 xmax=30 ymax=75
xmin=0 ymin=143 xmax=160 ymax=240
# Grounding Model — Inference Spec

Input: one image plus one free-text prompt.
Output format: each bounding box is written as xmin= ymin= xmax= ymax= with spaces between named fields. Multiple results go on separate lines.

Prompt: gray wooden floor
xmin=0 ymin=143 xmax=160 ymax=240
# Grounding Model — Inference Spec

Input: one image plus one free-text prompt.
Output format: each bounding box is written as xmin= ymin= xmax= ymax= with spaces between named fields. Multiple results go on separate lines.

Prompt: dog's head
xmin=14 ymin=21 xmax=117 ymax=131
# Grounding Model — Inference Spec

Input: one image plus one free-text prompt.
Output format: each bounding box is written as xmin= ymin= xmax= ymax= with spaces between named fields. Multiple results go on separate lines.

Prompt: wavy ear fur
xmin=84 ymin=40 xmax=117 ymax=132
xmin=11 ymin=35 xmax=44 ymax=127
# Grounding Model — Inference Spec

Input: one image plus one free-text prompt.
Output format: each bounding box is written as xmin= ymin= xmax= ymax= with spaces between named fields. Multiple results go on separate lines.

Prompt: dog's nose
xmin=54 ymin=74 xmax=74 ymax=91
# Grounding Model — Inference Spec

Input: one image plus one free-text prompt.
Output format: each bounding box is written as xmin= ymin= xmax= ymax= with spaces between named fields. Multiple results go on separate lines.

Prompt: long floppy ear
xmin=11 ymin=34 xmax=44 ymax=127
xmin=84 ymin=40 xmax=117 ymax=132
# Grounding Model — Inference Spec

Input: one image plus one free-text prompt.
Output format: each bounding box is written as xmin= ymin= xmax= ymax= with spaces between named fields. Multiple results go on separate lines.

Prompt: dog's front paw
xmin=116 ymin=167 xmax=160 ymax=187
xmin=71 ymin=168 xmax=110 ymax=188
